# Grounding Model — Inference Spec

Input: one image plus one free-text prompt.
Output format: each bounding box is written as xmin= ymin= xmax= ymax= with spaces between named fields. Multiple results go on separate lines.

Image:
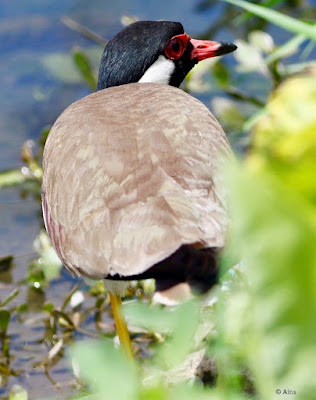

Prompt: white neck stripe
xmin=138 ymin=55 xmax=175 ymax=84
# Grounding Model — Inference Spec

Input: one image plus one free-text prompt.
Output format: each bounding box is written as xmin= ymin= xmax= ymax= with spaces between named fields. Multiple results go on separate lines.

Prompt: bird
xmin=42 ymin=20 xmax=237 ymax=358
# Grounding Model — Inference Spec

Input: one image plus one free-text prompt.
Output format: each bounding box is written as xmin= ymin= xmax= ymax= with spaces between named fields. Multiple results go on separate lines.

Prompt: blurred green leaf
xmin=235 ymin=0 xmax=284 ymax=24
xmin=280 ymin=60 xmax=316 ymax=76
xmin=242 ymin=108 xmax=267 ymax=132
xmin=124 ymin=302 xmax=174 ymax=333
xmin=185 ymin=58 xmax=214 ymax=93
xmin=73 ymin=48 xmax=97 ymax=91
xmin=215 ymin=67 xmax=316 ymax=399
xmin=9 ymin=385 xmax=28 ymax=400
xmin=89 ymin=280 xmax=106 ymax=296
xmin=125 ymin=300 xmax=200 ymax=369
xmin=249 ymin=68 xmax=316 ymax=214
xmin=265 ymin=34 xmax=306 ymax=65
xmin=43 ymin=303 xmax=54 ymax=313
xmin=75 ymin=395 xmax=104 ymax=400
xmin=15 ymin=304 xmax=28 ymax=313
xmin=52 ymin=310 xmax=74 ymax=329
xmin=0 ymin=309 xmax=10 ymax=333
xmin=223 ymin=0 xmax=316 ymax=40
xmin=139 ymin=385 xmax=168 ymax=400
xmin=0 ymin=288 xmax=19 ymax=307
xmin=26 ymin=260 xmax=46 ymax=290
xmin=169 ymin=384 xmax=244 ymax=400
xmin=158 ymin=301 xmax=199 ymax=368
xmin=41 ymin=52 xmax=82 ymax=84
xmin=32 ymin=231 xmax=63 ymax=283
xmin=212 ymin=61 xmax=230 ymax=87
xmin=41 ymin=47 xmax=101 ymax=87
xmin=223 ymin=162 xmax=316 ymax=400
xmin=212 ymin=97 xmax=245 ymax=131
xmin=38 ymin=126 xmax=51 ymax=150
xmin=0 ymin=169 xmax=29 ymax=188
xmin=71 ymin=340 xmax=138 ymax=400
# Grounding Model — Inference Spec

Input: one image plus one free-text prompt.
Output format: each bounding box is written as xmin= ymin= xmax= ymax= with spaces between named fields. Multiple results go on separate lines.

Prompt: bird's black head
xmin=97 ymin=20 xmax=237 ymax=90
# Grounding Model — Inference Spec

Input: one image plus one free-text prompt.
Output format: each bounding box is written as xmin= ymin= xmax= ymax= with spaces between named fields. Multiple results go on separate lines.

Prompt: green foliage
xmin=221 ymin=163 xmax=316 ymax=399
xmin=8 ymin=385 xmax=28 ymax=400
xmin=215 ymin=67 xmax=316 ymax=399
xmin=0 ymin=310 xmax=10 ymax=334
xmin=41 ymin=47 xmax=102 ymax=86
xmin=0 ymin=289 xmax=19 ymax=308
xmin=125 ymin=300 xmax=200 ymax=368
xmin=0 ymin=289 xmax=19 ymax=335
xmin=0 ymin=169 xmax=29 ymax=189
xmin=71 ymin=340 xmax=138 ymax=400
xmin=0 ymin=134 xmax=44 ymax=190
xmin=223 ymin=0 xmax=316 ymax=39
xmin=26 ymin=231 xmax=63 ymax=289
xmin=248 ymin=69 xmax=316 ymax=215
xmin=265 ymin=34 xmax=306 ymax=65
xmin=70 ymin=301 xmax=218 ymax=400
xmin=73 ymin=48 xmax=98 ymax=91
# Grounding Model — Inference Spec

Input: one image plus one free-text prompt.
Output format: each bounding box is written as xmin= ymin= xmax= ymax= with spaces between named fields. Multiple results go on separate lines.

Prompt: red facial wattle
xmin=164 ymin=33 xmax=190 ymax=60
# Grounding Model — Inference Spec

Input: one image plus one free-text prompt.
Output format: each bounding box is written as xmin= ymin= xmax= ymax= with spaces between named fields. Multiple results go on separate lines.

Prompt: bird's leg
xmin=109 ymin=292 xmax=133 ymax=359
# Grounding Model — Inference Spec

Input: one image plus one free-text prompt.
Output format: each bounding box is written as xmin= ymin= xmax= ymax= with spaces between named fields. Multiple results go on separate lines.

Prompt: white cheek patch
xmin=139 ymin=55 xmax=175 ymax=84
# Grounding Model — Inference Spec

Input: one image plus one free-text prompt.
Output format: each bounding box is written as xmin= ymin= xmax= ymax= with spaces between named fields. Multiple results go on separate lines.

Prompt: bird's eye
xmin=171 ymin=41 xmax=180 ymax=53
xmin=165 ymin=34 xmax=189 ymax=60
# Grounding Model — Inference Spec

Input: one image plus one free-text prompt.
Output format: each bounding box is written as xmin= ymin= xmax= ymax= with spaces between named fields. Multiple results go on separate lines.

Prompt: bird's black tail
xmin=152 ymin=245 xmax=219 ymax=294
xmin=107 ymin=244 xmax=220 ymax=296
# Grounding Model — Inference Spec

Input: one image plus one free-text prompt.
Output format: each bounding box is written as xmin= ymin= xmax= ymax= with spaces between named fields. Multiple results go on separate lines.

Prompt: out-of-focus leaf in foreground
xmin=222 ymin=0 xmax=316 ymax=40
xmin=225 ymin=165 xmax=316 ymax=399
xmin=8 ymin=385 xmax=28 ymax=400
xmin=125 ymin=300 xmax=199 ymax=368
xmin=219 ymin=69 xmax=316 ymax=400
xmin=248 ymin=68 xmax=316 ymax=218
xmin=73 ymin=47 xmax=98 ymax=91
xmin=71 ymin=340 xmax=138 ymax=400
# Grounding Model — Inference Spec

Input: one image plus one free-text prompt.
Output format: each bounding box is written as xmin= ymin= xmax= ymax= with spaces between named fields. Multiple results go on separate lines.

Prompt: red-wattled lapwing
xmin=42 ymin=21 xmax=237 ymax=358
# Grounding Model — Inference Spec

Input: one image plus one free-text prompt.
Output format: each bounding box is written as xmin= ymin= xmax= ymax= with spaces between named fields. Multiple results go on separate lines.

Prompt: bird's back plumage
xmin=42 ymin=83 xmax=231 ymax=280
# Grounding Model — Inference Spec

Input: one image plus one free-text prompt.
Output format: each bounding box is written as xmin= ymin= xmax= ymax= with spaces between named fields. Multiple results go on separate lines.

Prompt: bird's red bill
xmin=190 ymin=38 xmax=237 ymax=61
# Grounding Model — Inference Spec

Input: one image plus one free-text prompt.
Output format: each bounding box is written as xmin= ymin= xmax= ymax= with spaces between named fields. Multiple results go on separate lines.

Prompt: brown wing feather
xmin=42 ymin=83 xmax=232 ymax=279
